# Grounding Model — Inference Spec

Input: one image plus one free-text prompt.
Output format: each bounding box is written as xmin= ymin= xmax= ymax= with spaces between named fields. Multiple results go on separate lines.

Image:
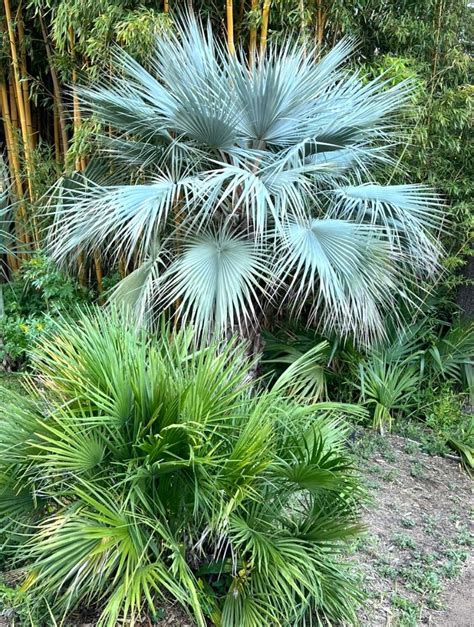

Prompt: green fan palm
xmin=47 ymin=14 xmax=444 ymax=340
xmin=0 ymin=308 xmax=365 ymax=625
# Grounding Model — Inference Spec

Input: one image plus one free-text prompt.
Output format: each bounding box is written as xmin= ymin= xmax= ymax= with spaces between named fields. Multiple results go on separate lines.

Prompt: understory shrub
xmin=0 ymin=254 xmax=90 ymax=369
xmin=263 ymin=314 xmax=474 ymax=461
xmin=0 ymin=308 xmax=364 ymax=626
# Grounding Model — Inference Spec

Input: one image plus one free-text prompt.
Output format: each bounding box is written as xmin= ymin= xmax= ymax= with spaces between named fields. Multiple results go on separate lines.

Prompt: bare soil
xmin=352 ymin=432 xmax=473 ymax=626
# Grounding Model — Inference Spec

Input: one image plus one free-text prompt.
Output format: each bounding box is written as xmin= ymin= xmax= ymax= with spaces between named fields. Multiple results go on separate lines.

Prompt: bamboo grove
xmin=0 ymin=1 xmax=472 ymax=304
xmin=0 ymin=0 xmax=283 ymax=287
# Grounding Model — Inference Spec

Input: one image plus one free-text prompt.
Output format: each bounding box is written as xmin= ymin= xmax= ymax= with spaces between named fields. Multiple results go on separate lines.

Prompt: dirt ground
xmin=436 ymin=559 xmax=474 ymax=626
xmin=351 ymin=432 xmax=473 ymax=626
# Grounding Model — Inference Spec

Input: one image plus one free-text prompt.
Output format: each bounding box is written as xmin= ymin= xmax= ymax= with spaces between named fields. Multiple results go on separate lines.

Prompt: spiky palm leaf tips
xmin=48 ymin=14 xmax=444 ymax=341
xmin=0 ymin=308 xmax=365 ymax=625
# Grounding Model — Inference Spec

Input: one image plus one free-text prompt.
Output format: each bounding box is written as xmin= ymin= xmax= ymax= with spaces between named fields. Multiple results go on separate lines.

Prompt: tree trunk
xmin=4 ymin=0 xmax=35 ymax=205
xmin=457 ymin=256 xmax=474 ymax=320
xmin=0 ymin=78 xmax=28 ymax=256
xmin=249 ymin=0 xmax=259 ymax=65
xmin=16 ymin=7 xmax=35 ymax=149
xmin=68 ymin=27 xmax=89 ymax=287
xmin=314 ymin=0 xmax=326 ymax=53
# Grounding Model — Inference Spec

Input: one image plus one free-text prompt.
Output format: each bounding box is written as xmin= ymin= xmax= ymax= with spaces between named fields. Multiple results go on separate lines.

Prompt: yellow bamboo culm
xmin=93 ymin=252 xmax=104 ymax=296
xmin=17 ymin=9 xmax=35 ymax=150
xmin=8 ymin=79 xmax=17 ymax=127
xmin=3 ymin=0 xmax=35 ymax=207
xmin=164 ymin=0 xmax=169 ymax=12
xmin=0 ymin=82 xmax=23 ymax=204
xmin=314 ymin=0 xmax=326 ymax=54
xmin=40 ymin=12 xmax=68 ymax=159
xmin=259 ymin=0 xmax=271 ymax=57
xmin=69 ymin=28 xmax=83 ymax=173
xmin=0 ymin=81 xmax=21 ymax=270
xmin=53 ymin=109 xmax=61 ymax=165
xmin=249 ymin=0 xmax=259 ymax=65
xmin=226 ymin=0 xmax=236 ymax=55
xmin=0 ymin=78 xmax=30 ymax=253
xmin=68 ymin=27 xmax=89 ymax=287
xmin=68 ymin=28 xmax=103 ymax=293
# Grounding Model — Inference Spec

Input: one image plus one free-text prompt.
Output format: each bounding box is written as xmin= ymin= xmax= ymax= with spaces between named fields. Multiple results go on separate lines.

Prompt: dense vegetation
xmin=0 ymin=308 xmax=364 ymax=625
xmin=0 ymin=1 xmax=472 ymax=625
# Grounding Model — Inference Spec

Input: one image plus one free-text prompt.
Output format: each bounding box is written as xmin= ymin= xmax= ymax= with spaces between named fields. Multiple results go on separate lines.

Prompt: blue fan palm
xmin=48 ymin=15 xmax=444 ymax=340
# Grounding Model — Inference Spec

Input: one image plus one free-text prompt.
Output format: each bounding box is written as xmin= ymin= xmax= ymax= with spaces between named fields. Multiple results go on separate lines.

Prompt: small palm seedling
xmin=0 ymin=307 xmax=366 ymax=626
xmin=354 ymin=355 xmax=420 ymax=433
xmin=47 ymin=14 xmax=444 ymax=342
xmin=352 ymin=316 xmax=474 ymax=434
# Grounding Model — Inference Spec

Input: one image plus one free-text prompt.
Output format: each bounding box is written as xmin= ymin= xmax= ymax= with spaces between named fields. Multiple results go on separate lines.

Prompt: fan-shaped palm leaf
xmin=160 ymin=229 xmax=269 ymax=334
xmin=275 ymin=219 xmax=403 ymax=339
xmin=45 ymin=12 xmax=444 ymax=340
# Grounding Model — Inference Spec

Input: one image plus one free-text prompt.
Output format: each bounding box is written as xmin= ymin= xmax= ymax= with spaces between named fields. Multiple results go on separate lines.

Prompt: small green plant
xmin=401 ymin=516 xmax=416 ymax=529
xmin=424 ymin=387 xmax=474 ymax=470
xmin=403 ymin=440 xmax=420 ymax=454
xmin=354 ymin=356 xmax=419 ymax=434
xmin=0 ymin=308 xmax=365 ymax=626
xmin=423 ymin=515 xmax=439 ymax=537
xmin=393 ymin=533 xmax=417 ymax=550
xmin=410 ymin=460 xmax=425 ymax=478
xmin=391 ymin=594 xmax=419 ymax=625
xmin=400 ymin=563 xmax=442 ymax=595
xmin=0 ymin=254 xmax=90 ymax=368
xmin=0 ymin=582 xmax=44 ymax=626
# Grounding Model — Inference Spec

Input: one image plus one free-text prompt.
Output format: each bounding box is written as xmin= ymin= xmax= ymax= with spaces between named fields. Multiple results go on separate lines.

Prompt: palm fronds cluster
xmin=0 ymin=308 xmax=365 ymax=626
xmin=48 ymin=14 xmax=444 ymax=341
xmin=264 ymin=316 xmax=474 ymax=437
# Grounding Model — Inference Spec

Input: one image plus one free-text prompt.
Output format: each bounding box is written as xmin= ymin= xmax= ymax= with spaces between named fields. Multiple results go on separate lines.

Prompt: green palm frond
xmin=355 ymin=355 xmax=420 ymax=432
xmin=1 ymin=308 xmax=364 ymax=625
